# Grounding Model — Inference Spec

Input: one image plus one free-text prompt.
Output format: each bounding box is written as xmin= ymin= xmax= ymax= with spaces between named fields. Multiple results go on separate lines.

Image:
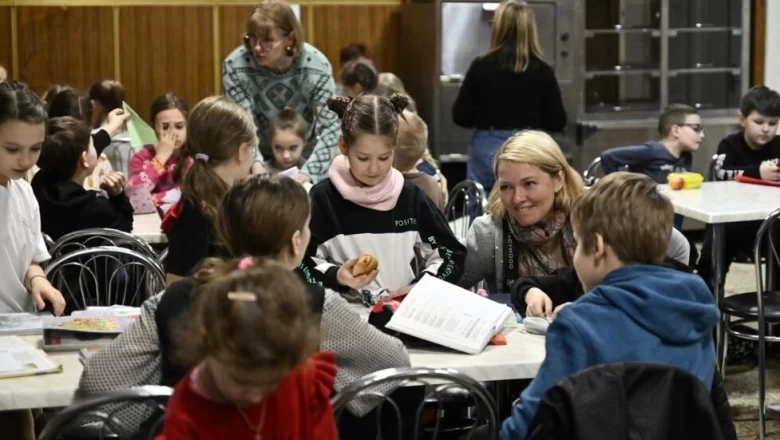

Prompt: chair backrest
xmin=582 ymin=157 xmax=602 ymax=186
xmin=708 ymin=153 xmax=719 ymax=181
xmin=45 ymin=246 xmax=165 ymax=312
xmin=752 ymin=208 xmax=780 ymax=333
xmin=48 ymin=228 xmax=158 ymax=262
xmin=332 ymin=367 xmax=498 ymax=440
xmin=526 ymin=362 xmax=725 ymax=440
xmin=444 ymin=180 xmax=488 ymax=240
xmin=156 ymin=247 xmax=168 ymax=267
xmin=38 ymin=386 xmax=173 ymax=440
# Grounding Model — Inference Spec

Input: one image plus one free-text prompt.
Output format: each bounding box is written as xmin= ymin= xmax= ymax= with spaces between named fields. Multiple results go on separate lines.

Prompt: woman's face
xmin=497 ymin=161 xmax=563 ymax=226
xmin=246 ymin=27 xmax=293 ymax=68
xmin=341 ymin=134 xmax=394 ymax=187
xmin=0 ymin=120 xmax=45 ymax=185
xmin=154 ymin=108 xmax=187 ymax=149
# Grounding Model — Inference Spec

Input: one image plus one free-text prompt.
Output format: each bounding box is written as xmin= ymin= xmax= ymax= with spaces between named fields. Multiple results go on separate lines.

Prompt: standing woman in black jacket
xmin=452 ymin=0 xmax=566 ymax=193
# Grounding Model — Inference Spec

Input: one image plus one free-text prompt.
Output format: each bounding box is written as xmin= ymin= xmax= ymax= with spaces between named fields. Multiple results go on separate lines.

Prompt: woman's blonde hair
xmin=485 ymin=0 xmax=544 ymax=73
xmin=488 ymin=130 xmax=583 ymax=217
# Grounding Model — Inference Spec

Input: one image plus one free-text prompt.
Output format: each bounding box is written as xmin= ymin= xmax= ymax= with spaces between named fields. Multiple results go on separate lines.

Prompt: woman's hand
xmin=551 ymin=302 xmax=571 ymax=319
xmin=103 ymin=108 xmax=132 ymax=137
xmin=336 ymin=257 xmax=379 ymax=290
xmin=100 ymin=172 xmax=126 ymax=196
xmin=155 ymin=129 xmax=178 ymax=163
xmin=30 ymin=277 xmax=66 ymax=316
xmin=525 ymin=287 xmax=553 ymax=318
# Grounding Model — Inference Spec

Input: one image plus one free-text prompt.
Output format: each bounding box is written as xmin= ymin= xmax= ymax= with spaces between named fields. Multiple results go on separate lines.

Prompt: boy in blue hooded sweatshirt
xmin=500 ymin=172 xmax=720 ymax=440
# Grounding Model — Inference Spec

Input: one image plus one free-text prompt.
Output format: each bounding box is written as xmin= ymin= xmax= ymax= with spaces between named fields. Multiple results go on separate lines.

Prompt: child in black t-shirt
xmin=698 ymin=85 xmax=780 ymax=291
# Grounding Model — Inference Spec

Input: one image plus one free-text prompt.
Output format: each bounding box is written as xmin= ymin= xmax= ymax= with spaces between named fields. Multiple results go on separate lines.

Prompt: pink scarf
xmin=328 ymin=155 xmax=404 ymax=211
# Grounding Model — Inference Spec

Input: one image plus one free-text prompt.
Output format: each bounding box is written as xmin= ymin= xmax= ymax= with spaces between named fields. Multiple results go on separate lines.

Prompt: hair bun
xmin=327 ymin=96 xmax=352 ymax=119
xmin=387 ymin=93 xmax=409 ymax=115
xmin=281 ymin=105 xmax=294 ymax=112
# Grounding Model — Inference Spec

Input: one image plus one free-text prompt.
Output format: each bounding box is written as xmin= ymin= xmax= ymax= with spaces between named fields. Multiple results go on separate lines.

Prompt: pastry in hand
xmin=352 ymin=254 xmax=379 ymax=276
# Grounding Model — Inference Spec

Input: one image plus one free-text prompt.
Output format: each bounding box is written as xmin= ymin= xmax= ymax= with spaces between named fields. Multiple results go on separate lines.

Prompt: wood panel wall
xmin=0 ymin=1 xmax=401 ymax=124
xmin=752 ymin=0 xmax=765 ymax=85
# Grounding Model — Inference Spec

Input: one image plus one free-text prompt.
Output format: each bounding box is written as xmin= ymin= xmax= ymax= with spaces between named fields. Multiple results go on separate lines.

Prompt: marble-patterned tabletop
xmin=133 ymin=213 xmax=166 ymax=244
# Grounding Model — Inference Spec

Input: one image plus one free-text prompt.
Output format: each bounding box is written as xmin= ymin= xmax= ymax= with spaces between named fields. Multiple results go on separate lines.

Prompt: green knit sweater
xmin=222 ymin=42 xmax=341 ymax=183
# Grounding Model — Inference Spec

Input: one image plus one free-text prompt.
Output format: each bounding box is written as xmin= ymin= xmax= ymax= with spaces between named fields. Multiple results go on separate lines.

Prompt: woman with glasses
xmin=451 ymin=0 xmax=566 ymax=194
xmin=223 ymin=0 xmax=341 ymax=184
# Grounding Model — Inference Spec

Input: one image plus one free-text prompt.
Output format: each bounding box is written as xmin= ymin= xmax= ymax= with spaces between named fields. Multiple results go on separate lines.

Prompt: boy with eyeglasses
xmin=698 ymin=85 xmax=780 ymax=292
xmin=600 ymin=104 xmax=704 ymax=231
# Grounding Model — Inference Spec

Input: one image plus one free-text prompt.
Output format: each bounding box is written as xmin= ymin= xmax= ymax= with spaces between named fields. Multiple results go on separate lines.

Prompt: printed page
xmin=0 ymin=337 xmax=61 ymax=378
xmin=0 ymin=314 xmax=42 ymax=335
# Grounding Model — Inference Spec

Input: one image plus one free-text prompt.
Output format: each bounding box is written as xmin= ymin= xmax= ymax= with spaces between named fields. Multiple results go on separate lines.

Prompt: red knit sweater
xmin=158 ymin=351 xmax=338 ymax=440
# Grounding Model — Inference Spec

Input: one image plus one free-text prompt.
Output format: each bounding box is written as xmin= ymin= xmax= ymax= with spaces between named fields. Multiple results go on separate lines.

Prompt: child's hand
xmin=251 ymin=162 xmax=267 ymax=175
xmin=155 ymin=129 xmax=178 ymax=162
xmin=100 ymin=172 xmax=126 ymax=196
xmin=390 ymin=284 xmax=415 ymax=297
xmin=551 ymin=302 xmax=571 ymax=319
xmin=525 ymin=287 xmax=553 ymax=318
xmin=103 ymin=108 xmax=132 ymax=137
xmin=759 ymin=161 xmax=780 ymax=181
xmin=296 ymin=173 xmax=311 ymax=183
xmin=337 ymin=257 xmax=379 ymax=290
xmin=30 ymin=277 xmax=65 ymax=316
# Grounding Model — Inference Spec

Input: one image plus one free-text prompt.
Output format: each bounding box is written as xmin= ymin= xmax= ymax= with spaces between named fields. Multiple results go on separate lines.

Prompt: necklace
xmin=236 ymin=403 xmax=266 ymax=440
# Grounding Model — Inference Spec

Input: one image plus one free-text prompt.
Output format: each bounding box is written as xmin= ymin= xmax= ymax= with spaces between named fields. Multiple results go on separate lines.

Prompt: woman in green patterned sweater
xmin=223 ymin=0 xmax=341 ymax=183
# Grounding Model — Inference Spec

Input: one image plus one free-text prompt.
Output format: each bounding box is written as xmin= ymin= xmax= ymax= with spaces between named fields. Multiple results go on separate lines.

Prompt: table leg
xmin=712 ymin=224 xmax=726 ymax=367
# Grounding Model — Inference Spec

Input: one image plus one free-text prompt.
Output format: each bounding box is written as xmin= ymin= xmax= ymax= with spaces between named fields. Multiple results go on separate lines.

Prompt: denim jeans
xmin=467 ymin=129 xmax=517 ymax=194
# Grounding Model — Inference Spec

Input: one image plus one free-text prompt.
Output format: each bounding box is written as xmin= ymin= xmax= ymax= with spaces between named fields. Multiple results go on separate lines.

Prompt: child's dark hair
xmin=269 ymin=106 xmax=308 ymax=143
xmin=340 ymin=59 xmax=378 ymax=94
xmin=150 ymin=92 xmax=189 ymax=125
xmin=173 ymin=257 xmax=319 ymax=370
xmin=88 ymin=79 xmax=124 ymax=114
xmin=339 ymin=42 xmax=371 ymax=65
xmin=47 ymin=88 xmax=92 ymax=123
xmin=38 ymin=117 xmax=91 ymax=181
xmin=740 ymin=85 xmax=780 ymax=118
xmin=0 ymin=81 xmax=47 ymax=126
xmin=658 ymin=104 xmax=698 ymax=137
xmin=42 ymin=84 xmax=70 ymax=107
xmin=327 ymin=93 xmax=409 ymax=145
xmin=175 ymin=96 xmax=256 ymax=220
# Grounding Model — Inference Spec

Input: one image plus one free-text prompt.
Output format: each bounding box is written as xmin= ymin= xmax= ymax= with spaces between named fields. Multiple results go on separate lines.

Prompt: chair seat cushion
xmin=720 ymin=290 xmax=780 ymax=321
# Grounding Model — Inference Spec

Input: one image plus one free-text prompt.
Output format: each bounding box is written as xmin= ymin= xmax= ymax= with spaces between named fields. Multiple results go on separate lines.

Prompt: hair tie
xmin=227 ymin=291 xmax=256 ymax=302
xmin=238 ymin=256 xmax=253 ymax=270
xmin=195 ymin=153 xmax=209 ymax=162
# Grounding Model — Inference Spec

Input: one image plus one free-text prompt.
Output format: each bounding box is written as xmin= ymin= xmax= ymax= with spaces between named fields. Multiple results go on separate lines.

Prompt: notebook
xmin=0 ymin=313 xmax=43 ymax=336
xmin=125 ymin=185 xmax=157 ymax=215
xmin=735 ymin=174 xmax=780 ymax=187
xmin=384 ymin=274 xmax=513 ymax=354
xmin=42 ymin=315 xmax=131 ymax=351
xmin=0 ymin=336 xmax=62 ymax=379
xmin=123 ymin=102 xmax=158 ymax=148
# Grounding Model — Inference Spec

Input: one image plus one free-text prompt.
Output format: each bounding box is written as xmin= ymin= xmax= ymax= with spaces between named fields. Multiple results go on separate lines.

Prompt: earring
xmin=286 ymin=45 xmax=294 ymax=56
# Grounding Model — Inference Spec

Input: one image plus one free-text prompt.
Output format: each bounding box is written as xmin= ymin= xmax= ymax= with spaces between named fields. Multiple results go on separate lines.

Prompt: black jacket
xmin=713 ymin=131 xmax=780 ymax=181
xmin=155 ymin=273 xmax=326 ymax=387
xmin=526 ymin=362 xmax=736 ymax=440
xmin=31 ymin=170 xmax=134 ymax=241
xmin=511 ymin=258 xmax=692 ymax=315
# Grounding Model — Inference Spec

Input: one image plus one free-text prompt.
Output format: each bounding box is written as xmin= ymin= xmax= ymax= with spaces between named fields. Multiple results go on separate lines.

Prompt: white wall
xmin=765 ymin=1 xmax=780 ymax=89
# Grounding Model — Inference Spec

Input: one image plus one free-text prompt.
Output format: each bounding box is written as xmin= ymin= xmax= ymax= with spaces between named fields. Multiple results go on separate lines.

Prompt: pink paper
xmin=125 ymin=185 xmax=156 ymax=215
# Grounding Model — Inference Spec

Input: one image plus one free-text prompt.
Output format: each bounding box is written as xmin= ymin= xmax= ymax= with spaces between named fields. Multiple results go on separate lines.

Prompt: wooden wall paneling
xmin=752 ymin=0 xmax=765 ymax=85
xmin=16 ymin=6 xmax=114 ymax=96
xmin=0 ymin=7 xmax=11 ymax=79
xmin=119 ymin=6 xmax=214 ymax=123
xmin=310 ymin=5 xmax=400 ymax=77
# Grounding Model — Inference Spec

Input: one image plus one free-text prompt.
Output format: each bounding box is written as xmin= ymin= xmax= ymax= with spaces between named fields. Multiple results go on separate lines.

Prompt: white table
xmin=132 ymin=214 xmax=166 ymax=245
xmin=0 ymin=336 xmax=82 ymax=411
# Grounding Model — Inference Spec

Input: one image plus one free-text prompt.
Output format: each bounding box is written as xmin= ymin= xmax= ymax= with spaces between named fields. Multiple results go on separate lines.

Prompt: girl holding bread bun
xmin=301 ymin=93 xmax=466 ymax=301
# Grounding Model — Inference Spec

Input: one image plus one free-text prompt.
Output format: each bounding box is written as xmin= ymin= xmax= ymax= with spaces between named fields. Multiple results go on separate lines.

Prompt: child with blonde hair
xmin=394 ymin=109 xmax=445 ymax=209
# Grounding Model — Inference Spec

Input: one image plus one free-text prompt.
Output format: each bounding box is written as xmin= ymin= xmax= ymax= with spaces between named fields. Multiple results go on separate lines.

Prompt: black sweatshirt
xmin=713 ymin=131 xmax=780 ymax=181
xmin=92 ymin=129 xmax=111 ymax=157
xmin=31 ymin=170 xmax=134 ymax=241
xmin=510 ymin=258 xmax=692 ymax=315
xmin=452 ymin=53 xmax=567 ymax=132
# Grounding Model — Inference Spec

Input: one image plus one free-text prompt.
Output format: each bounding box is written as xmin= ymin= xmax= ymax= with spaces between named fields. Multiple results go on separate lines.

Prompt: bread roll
xmin=352 ymin=254 xmax=379 ymax=276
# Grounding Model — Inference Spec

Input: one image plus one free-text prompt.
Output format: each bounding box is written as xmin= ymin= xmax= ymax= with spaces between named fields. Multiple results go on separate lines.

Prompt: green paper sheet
xmin=123 ymin=102 xmax=158 ymax=148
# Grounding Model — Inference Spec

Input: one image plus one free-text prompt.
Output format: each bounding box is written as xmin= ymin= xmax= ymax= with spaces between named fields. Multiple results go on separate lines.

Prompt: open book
xmin=385 ymin=274 xmax=513 ymax=354
xmin=0 ymin=336 xmax=62 ymax=379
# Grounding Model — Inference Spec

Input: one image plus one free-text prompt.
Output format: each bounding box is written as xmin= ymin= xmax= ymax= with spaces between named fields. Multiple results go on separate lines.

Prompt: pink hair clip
xmin=238 ymin=257 xmax=253 ymax=270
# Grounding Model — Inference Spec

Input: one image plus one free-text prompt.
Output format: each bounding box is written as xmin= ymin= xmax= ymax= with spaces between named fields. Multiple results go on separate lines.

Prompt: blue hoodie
xmin=500 ymin=264 xmax=719 ymax=440
xmin=600 ymin=141 xmax=692 ymax=183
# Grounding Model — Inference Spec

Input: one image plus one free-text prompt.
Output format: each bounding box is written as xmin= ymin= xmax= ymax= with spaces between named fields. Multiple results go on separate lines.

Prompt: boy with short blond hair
xmin=393 ymin=110 xmax=445 ymax=209
xmin=500 ymin=172 xmax=719 ymax=440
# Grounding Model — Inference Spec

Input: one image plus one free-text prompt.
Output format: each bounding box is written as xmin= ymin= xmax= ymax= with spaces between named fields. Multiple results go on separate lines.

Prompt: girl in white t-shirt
xmin=0 ymin=81 xmax=65 ymax=316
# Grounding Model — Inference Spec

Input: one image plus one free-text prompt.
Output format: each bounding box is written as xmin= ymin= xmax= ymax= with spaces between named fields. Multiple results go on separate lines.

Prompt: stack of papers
xmin=385 ymin=275 xmax=513 ymax=354
xmin=0 ymin=313 xmax=43 ymax=336
xmin=42 ymin=315 xmax=131 ymax=351
xmin=0 ymin=336 xmax=62 ymax=379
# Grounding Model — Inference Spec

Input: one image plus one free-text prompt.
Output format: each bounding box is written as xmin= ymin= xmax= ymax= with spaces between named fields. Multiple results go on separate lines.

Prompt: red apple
xmin=669 ymin=177 xmax=685 ymax=190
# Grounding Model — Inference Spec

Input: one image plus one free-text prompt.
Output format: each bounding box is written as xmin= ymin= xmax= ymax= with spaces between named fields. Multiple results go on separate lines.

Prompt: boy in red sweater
xmin=159 ymin=257 xmax=337 ymax=440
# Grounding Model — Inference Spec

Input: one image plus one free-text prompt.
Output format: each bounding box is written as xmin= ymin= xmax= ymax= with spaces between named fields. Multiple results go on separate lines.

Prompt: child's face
xmin=90 ymin=100 xmax=105 ymax=128
xmin=0 ymin=120 xmax=45 ymax=185
xmin=82 ymin=137 xmax=98 ymax=174
xmin=290 ymin=215 xmax=311 ymax=267
xmin=0 ymin=66 xmax=7 ymax=83
xmin=675 ymin=114 xmax=704 ymax=152
xmin=154 ymin=109 xmax=187 ymax=149
xmin=497 ymin=161 xmax=563 ymax=227
xmin=341 ymin=134 xmax=395 ymax=186
xmin=572 ymin=229 xmax=606 ymax=293
xmin=271 ymin=128 xmax=304 ymax=170
xmin=206 ymin=357 xmax=285 ymax=408
xmin=344 ymin=84 xmax=363 ymax=98
xmin=740 ymin=111 xmax=779 ymax=148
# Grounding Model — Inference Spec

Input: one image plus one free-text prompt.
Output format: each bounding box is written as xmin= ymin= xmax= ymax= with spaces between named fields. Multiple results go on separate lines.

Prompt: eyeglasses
xmin=243 ymin=34 xmax=279 ymax=52
xmin=678 ymin=123 xmax=704 ymax=134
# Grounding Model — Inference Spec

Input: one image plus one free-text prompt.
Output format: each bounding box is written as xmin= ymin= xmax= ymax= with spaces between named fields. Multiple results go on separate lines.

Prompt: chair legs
xmin=720 ymin=329 xmax=729 ymax=380
xmin=758 ymin=327 xmax=767 ymax=440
